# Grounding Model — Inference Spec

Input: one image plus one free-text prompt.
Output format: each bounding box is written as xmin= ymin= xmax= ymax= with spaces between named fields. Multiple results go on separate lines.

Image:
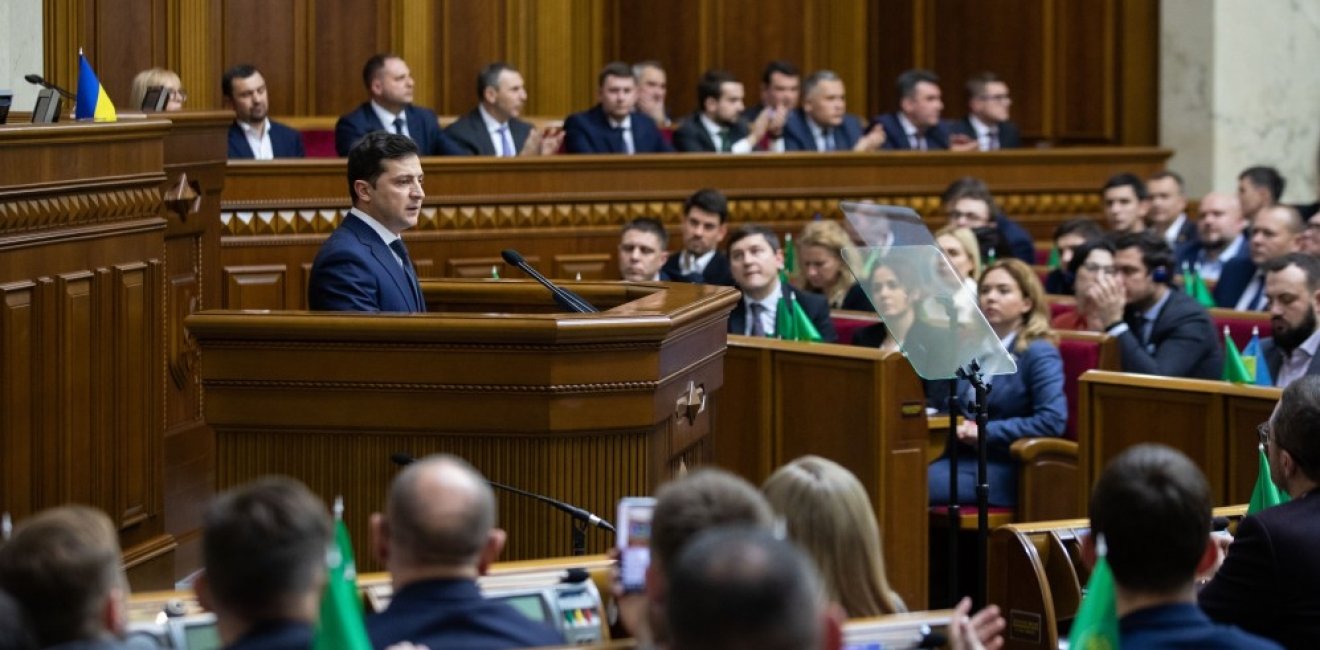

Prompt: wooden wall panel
xmin=0 ymin=284 xmax=36 ymax=519
xmin=313 ymin=0 xmax=388 ymax=115
xmin=1054 ymin=0 xmax=1114 ymax=142
xmin=608 ymin=0 xmax=705 ymax=117
xmin=94 ymin=0 xmax=166 ymax=105
xmin=112 ymin=263 xmax=157 ymax=529
xmin=438 ymin=1 xmax=508 ymax=114
xmin=716 ymin=0 xmax=808 ymax=110
xmin=868 ymin=0 xmax=917 ymax=118
xmin=223 ymin=0 xmax=301 ymax=116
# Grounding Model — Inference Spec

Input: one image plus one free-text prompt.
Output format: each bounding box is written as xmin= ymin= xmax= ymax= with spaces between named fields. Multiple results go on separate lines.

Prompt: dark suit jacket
xmin=225 ymin=621 xmax=314 ymax=650
xmin=366 ymin=578 xmax=564 ymax=650
xmin=1261 ymin=336 xmax=1320 ymax=386
xmin=660 ymin=251 xmax=736 ymax=287
xmin=1121 ymin=603 xmax=1281 ymax=650
xmin=443 ymin=108 xmax=532 ymax=156
xmin=1200 ymin=489 xmax=1320 ymax=650
xmin=727 ymin=284 xmax=837 ymax=343
xmin=563 ymin=105 xmax=672 ymax=154
xmin=1117 ymin=288 xmax=1222 ymax=379
xmin=307 ymin=213 xmax=425 ymax=313
xmin=1165 ymin=215 xmax=1200 ymax=262
xmin=1177 ymin=233 xmax=1251 ymax=279
xmin=334 ymin=102 xmax=464 ymax=156
xmin=672 ymin=111 xmax=750 ymax=152
xmin=994 ymin=214 xmax=1037 ymax=263
xmin=227 ymin=120 xmax=306 ymax=159
xmin=1214 ymin=257 xmax=1261 ymax=308
xmin=946 ymin=117 xmax=1022 ymax=149
xmin=872 ymin=112 xmax=954 ymax=150
xmin=782 ymin=108 xmax=865 ymax=152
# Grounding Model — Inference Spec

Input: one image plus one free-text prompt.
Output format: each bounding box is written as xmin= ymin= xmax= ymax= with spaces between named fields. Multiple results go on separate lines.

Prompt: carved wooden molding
xmin=204 ymin=378 xmax=661 ymax=394
xmin=1 ymin=186 xmax=164 ymax=237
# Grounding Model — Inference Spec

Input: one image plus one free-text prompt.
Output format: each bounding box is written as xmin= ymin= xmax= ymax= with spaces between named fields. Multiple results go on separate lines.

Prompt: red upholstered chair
xmin=829 ymin=309 xmax=880 ymax=346
xmin=1035 ymin=246 xmax=1053 ymax=266
xmin=1047 ymin=295 xmax=1076 ymax=321
xmin=301 ymin=129 xmax=338 ymax=158
xmin=1210 ymin=308 xmax=1271 ymax=350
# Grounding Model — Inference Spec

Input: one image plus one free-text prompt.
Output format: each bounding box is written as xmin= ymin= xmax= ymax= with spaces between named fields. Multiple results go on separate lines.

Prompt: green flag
xmin=1047 ymin=247 xmax=1061 ymax=269
xmin=1068 ymin=535 xmax=1119 ymax=650
xmin=784 ymin=233 xmax=797 ymax=276
xmin=1247 ymin=445 xmax=1290 ymax=514
xmin=775 ymin=273 xmax=822 ymax=342
xmin=1221 ymin=327 xmax=1253 ymax=384
xmin=1184 ymin=264 xmax=1214 ymax=308
xmin=491 ymin=265 xmax=500 ymax=279
xmin=314 ymin=498 xmax=372 ymax=650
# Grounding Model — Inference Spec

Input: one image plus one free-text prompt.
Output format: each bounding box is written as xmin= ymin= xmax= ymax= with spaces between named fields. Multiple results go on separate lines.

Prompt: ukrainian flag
xmin=75 ymin=50 xmax=117 ymax=122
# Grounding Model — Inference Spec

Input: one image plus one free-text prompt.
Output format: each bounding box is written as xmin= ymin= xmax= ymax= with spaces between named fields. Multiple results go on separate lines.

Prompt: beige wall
xmin=1162 ymin=0 xmax=1320 ymax=203
xmin=1 ymin=0 xmax=44 ymax=112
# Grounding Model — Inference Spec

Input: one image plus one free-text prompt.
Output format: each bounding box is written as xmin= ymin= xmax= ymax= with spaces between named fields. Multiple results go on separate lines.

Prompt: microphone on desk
xmin=389 ymin=452 xmax=614 ymax=533
xmin=24 ymin=74 xmax=76 ymax=100
xmin=500 ymin=249 xmax=598 ymax=313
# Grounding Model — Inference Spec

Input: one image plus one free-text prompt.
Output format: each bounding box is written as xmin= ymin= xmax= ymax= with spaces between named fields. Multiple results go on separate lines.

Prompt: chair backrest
xmin=1210 ymin=308 xmax=1272 ymax=350
xmin=1046 ymin=295 xmax=1076 ymax=320
xmin=302 ymin=129 xmax=337 ymax=158
xmin=1053 ymin=330 xmax=1119 ymax=440
xmin=830 ymin=309 xmax=880 ymax=346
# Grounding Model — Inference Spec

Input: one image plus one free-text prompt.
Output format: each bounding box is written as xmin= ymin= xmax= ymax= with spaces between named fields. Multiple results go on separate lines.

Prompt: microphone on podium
xmin=499 ymin=249 xmax=598 ymax=313
xmin=24 ymin=74 xmax=76 ymax=100
xmin=389 ymin=452 xmax=614 ymax=533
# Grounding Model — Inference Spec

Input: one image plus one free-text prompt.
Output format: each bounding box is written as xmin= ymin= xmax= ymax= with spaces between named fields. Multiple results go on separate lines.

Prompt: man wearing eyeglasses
xmin=1199 ymin=376 xmax=1320 ymax=649
xmin=949 ymin=72 xmax=1021 ymax=151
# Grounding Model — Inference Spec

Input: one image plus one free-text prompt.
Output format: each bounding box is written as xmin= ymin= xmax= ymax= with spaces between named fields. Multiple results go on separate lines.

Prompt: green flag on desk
xmin=1221 ymin=328 xmax=1253 ymax=384
xmin=775 ymin=272 xmax=822 ymax=343
xmin=784 ymin=233 xmax=797 ymax=276
xmin=1247 ymin=445 xmax=1289 ymax=515
xmin=314 ymin=499 xmax=372 ymax=650
xmin=1068 ymin=535 xmax=1119 ymax=650
xmin=1184 ymin=264 xmax=1215 ymax=308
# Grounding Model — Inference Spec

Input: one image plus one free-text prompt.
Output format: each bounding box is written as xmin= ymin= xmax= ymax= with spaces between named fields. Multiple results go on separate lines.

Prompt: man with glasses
xmin=940 ymin=176 xmax=1036 ymax=263
xmin=1200 ymin=376 xmax=1320 ymax=648
xmin=1300 ymin=212 xmax=1320 ymax=255
xmin=949 ymin=72 xmax=1021 ymax=150
xmin=1083 ymin=231 xmax=1221 ymax=378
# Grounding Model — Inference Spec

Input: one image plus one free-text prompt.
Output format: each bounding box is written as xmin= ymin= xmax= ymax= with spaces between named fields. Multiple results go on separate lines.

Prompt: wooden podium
xmin=186 ymin=279 xmax=739 ymax=565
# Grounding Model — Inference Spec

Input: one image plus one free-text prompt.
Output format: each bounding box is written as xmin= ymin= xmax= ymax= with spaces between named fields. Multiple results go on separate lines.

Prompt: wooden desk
xmin=219 ymin=148 xmax=1170 ymax=311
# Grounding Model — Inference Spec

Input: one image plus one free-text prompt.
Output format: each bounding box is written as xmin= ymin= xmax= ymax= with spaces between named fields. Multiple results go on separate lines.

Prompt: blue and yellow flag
xmin=75 ymin=50 xmax=117 ymax=122
xmin=1222 ymin=327 xmax=1253 ymax=384
xmin=1242 ymin=327 xmax=1273 ymax=387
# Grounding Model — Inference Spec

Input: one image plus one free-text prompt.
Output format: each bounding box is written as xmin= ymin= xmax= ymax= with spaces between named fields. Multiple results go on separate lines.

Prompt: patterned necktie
xmin=392 ymin=117 xmax=405 ymax=135
xmin=498 ymin=124 xmax=514 ymax=157
xmin=749 ymin=303 xmax=766 ymax=337
xmin=388 ymin=239 xmax=425 ymax=312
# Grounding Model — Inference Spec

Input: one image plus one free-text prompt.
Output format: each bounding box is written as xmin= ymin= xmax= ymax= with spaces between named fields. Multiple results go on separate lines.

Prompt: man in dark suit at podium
xmin=308 ymin=132 xmax=427 ymax=312
xmin=564 ymin=62 xmax=673 ymax=154
xmin=335 ymin=53 xmax=464 ymax=157
xmin=223 ymin=64 xmax=305 ymax=159
xmin=661 ymin=188 xmax=736 ymax=286
xmin=726 ymin=224 xmax=837 ymax=342
xmin=947 ymin=72 xmax=1021 ymax=151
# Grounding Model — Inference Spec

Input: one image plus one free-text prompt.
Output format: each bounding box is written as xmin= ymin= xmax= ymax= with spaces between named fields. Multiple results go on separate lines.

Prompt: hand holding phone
xmin=616 ymin=497 xmax=656 ymax=593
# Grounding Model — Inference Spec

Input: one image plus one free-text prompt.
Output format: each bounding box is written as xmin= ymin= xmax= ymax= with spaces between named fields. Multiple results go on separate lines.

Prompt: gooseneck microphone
xmin=499 ymin=249 xmax=598 ymax=313
xmin=25 ymin=74 xmax=76 ymax=100
xmin=389 ymin=453 xmax=614 ymax=533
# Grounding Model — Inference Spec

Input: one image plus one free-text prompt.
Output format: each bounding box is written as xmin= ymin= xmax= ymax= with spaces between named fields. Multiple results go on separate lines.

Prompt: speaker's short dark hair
xmin=1239 ymin=166 xmax=1286 ymax=203
xmin=202 ymin=476 xmax=331 ymax=623
xmin=346 ymin=132 xmax=420 ymax=203
xmin=362 ymin=53 xmax=401 ymax=91
xmin=222 ymin=64 xmax=260 ymax=99
xmin=684 ymin=188 xmax=729 ymax=223
xmin=476 ymin=62 xmax=517 ymax=100
xmin=697 ymin=70 xmax=738 ymax=108
xmin=1102 ymin=172 xmax=1149 ymax=201
xmin=667 ymin=528 xmax=821 ymax=650
xmin=598 ymin=61 xmax=635 ymax=88
xmin=1090 ymin=444 xmax=1211 ymax=594
xmin=760 ymin=60 xmax=799 ymax=86
xmin=1111 ymin=230 xmax=1174 ymax=281
xmin=895 ymin=68 xmax=939 ymax=103
xmin=622 ymin=217 xmax=669 ymax=248
xmin=1273 ymin=376 xmax=1320 ymax=483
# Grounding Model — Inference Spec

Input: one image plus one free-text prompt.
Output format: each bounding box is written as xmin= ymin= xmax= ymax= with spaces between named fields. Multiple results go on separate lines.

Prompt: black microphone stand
xmin=955 ymin=360 xmax=991 ymax=609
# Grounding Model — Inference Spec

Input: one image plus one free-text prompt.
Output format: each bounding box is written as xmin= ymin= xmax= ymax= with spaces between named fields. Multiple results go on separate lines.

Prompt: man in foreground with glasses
xmin=949 ymin=72 xmax=1020 ymax=150
xmin=1199 ymin=376 xmax=1320 ymax=648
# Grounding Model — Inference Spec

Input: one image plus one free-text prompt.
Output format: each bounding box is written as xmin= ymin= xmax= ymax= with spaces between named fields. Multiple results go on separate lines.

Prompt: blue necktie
xmin=389 ymin=239 xmax=425 ymax=312
xmin=498 ymin=124 xmax=514 ymax=157
xmin=392 ymin=117 xmax=405 ymax=135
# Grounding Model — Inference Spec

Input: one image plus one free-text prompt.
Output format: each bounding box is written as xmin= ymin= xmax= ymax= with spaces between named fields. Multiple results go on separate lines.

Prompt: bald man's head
xmin=380 ymin=455 xmax=499 ymax=572
xmin=1197 ymin=191 xmax=1246 ymax=246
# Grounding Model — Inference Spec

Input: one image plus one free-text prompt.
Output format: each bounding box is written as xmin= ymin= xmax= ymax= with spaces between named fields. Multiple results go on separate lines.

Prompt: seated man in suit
xmin=195 ymin=476 xmax=331 ymax=650
xmin=634 ymin=60 xmax=672 ymax=129
xmin=782 ymin=70 xmax=885 ymax=152
xmin=1239 ymin=165 xmax=1286 ymax=222
xmin=1259 ymin=253 xmax=1320 ymax=387
xmin=1179 ymin=191 xmax=1249 ymax=282
xmin=1044 ymin=218 xmax=1106 ymax=295
xmin=941 ymin=176 xmax=1036 ymax=264
xmin=661 ymin=188 xmax=736 ymax=286
xmin=1083 ymin=231 xmax=1222 ymax=378
xmin=873 ymin=69 xmax=975 ymax=151
xmin=948 ymin=72 xmax=1020 ymax=150
xmin=1146 ymin=170 xmax=1199 ymax=260
xmin=1102 ymin=172 xmax=1151 ymax=234
xmin=618 ymin=217 xmax=671 ymax=282
xmin=743 ymin=59 xmax=800 ymax=123
xmin=564 ymin=62 xmax=673 ymax=154
xmin=0 ymin=506 xmax=132 ymax=649
xmin=335 ymin=53 xmax=463 ymax=156
xmin=726 ymin=224 xmax=837 ymax=342
xmin=1200 ymin=376 xmax=1320 ymax=648
xmin=366 ymin=454 xmax=564 ymax=649
xmin=673 ymin=70 xmax=779 ymax=153
xmin=445 ymin=62 xmax=562 ymax=157
xmin=308 ymin=132 xmax=427 ymax=312
xmin=223 ymin=64 xmax=305 ymax=159
xmin=667 ymin=528 xmax=842 ymax=650
xmin=1217 ymin=205 xmax=1304 ymax=310
xmin=1087 ymin=444 xmax=1280 ymax=650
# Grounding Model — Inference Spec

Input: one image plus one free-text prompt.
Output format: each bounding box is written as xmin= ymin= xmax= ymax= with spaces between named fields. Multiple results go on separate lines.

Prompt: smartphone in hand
xmin=616 ymin=497 xmax=656 ymax=593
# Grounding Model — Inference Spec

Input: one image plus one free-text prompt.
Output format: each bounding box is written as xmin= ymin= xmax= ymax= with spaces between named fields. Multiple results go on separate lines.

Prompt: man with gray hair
xmin=366 ymin=454 xmax=563 ymax=649
xmin=633 ymin=60 xmax=671 ymax=128
xmin=782 ymin=70 xmax=885 ymax=152
xmin=444 ymin=62 xmax=563 ymax=157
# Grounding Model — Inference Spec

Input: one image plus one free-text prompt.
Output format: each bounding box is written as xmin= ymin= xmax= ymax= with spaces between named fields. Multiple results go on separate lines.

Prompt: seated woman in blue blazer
xmin=928 ymin=258 xmax=1067 ymax=507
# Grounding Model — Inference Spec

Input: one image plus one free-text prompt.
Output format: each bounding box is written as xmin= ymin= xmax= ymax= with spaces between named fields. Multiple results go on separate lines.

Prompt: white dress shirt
xmin=681 ymin=250 xmax=718 ymax=277
xmin=1276 ymin=328 xmax=1320 ymax=388
xmin=969 ymin=115 xmax=999 ymax=151
xmin=350 ymin=207 xmax=405 ymax=267
xmin=237 ymin=118 xmax=274 ymax=160
xmin=897 ymin=113 xmax=927 ymax=150
xmin=1196 ymin=233 xmax=1245 ymax=282
xmin=743 ymin=281 xmax=784 ymax=337
xmin=699 ymin=114 xmax=753 ymax=154
xmin=478 ymin=105 xmax=516 ymax=157
xmin=371 ymin=101 xmax=410 ymax=139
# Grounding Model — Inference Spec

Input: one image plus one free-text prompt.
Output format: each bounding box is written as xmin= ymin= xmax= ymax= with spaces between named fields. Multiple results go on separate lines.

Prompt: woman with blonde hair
xmin=129 ymin=68 xmax=185 ymax=111
xmin=762 ymin=455 xmax=905 ymax=618
xmin=934 ymin=225 xmax=982 ymax=289
xmin=793 ymin=220 xmax=858 ymax=308
xmin=928 ymin=258 xmax=1066 ymax=506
